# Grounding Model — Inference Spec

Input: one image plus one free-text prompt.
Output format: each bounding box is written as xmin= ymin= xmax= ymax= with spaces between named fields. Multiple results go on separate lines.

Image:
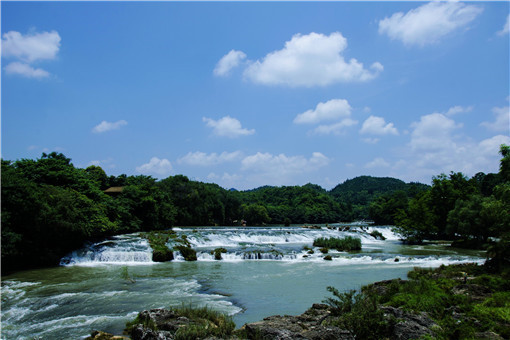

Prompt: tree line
xmin=2 ymin=146 xmax=508 ymax=273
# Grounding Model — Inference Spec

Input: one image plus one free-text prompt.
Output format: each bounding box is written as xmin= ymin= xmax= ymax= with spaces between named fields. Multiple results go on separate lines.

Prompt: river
xmin=1 ymin=225 xmax=484 ymax=339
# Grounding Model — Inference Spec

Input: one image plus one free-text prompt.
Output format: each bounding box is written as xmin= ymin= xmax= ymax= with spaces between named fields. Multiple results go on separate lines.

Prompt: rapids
xmin=1 ymin=225 xmax=484 ymax=339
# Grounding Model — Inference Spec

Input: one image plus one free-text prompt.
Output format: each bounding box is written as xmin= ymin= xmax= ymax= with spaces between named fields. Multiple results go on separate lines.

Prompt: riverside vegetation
xmin=3 ymin=146 xmax=510 ymax=339
xmin=2 ymin=145 xmax=509 ymax=273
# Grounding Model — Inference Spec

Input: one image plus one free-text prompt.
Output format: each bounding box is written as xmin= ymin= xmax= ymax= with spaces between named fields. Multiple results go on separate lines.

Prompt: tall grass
xmin=313 ymin=236 xmax=361 ymax=251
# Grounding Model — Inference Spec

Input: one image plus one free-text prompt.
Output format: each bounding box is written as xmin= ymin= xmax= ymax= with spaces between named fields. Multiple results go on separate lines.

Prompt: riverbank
xmin=86 ymin=262 xmax=510 ymax=340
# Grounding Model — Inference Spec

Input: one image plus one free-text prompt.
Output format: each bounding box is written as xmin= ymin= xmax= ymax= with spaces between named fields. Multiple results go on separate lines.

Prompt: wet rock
xmin=380 ymin=306 xmax=440 ymax=340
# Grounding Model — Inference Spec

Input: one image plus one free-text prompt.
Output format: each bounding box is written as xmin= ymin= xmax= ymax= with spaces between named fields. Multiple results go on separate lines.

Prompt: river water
xmin=1 ymin=225 xmax=484 ymax=339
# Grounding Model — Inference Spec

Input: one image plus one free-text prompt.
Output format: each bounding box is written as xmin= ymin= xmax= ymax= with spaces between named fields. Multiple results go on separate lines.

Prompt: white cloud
xmin=365 ymin=157 xmax=391 ymax=169
xmin=480 ymin=106 xmax=509 ymax=133
xmin=241 ymin=152 xmax=330 ymax=178
xmin=2 ymin=30 xmax=61 ymax=63
xmin=294 ymin=99 xmax=352 ymax=124
xmin=4 ymin=61 xmax=50 ymax=79
xmin=410 ymin=113 xmax=462 ymax=151
xmin=378 ymin=2 xmax=483 ymax=47
xmin=2 ymin=30 xmax=61 ymax=79
xmin=136 ymin=157 xmax=172 ymax=177
xmin=178 ymin=151 xmax=242 ymax=166
xmin=311 ymin=119 xmax=358 ymax=136
xmin=213 ymin=50 xmax=247 ymax=76
xmin=243 ymin=32 xmax=382 ymax=87
xmin=445 ymin=105 xmax=473 ymax=116
xmin=203 ymin=116 xmax=255 ymax=138
xmin=498 ymin=14 xmax=510 ymax=36
xmin=92 ymin=120 xmax=128 ymax=133
xmin=360 ymin=115 xmax=398 ymax=136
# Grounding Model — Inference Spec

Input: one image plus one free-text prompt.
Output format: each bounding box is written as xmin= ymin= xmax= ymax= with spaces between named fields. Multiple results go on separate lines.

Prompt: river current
xmin=1 ymin=225 xmax=484 ymax=339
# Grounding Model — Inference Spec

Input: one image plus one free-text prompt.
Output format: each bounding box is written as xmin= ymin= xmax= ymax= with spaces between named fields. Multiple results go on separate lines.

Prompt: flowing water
xmin=1 ymin=225 xmax=484 ymax=339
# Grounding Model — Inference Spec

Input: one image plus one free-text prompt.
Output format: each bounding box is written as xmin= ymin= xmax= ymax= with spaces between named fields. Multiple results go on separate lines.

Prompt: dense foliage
xmin=3 ymin=146 xmax=507 ymax=274
xmin=330 ymin=176 xmax=429 ymax=221
xmin=313 ymin=236 xmax=362 ymax=251
xmin=325 ymin=263 xmax=510 ymax=339
xmin=393 ymin=145 xmax=510 ymax=250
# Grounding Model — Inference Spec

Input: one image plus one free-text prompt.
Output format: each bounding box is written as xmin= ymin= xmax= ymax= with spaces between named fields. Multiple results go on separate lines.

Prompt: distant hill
xmin=329 ymin=176 xmax=429 ymax=220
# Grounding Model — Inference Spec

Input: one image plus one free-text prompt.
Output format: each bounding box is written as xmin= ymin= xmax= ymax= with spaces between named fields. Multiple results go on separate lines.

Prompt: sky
xmin=2 ymin=1 xmax=509 ymax=190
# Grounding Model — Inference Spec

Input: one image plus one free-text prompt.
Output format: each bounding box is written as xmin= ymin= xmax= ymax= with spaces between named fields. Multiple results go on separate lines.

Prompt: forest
xmin=2 ymin=145 xmax=509 ymax=274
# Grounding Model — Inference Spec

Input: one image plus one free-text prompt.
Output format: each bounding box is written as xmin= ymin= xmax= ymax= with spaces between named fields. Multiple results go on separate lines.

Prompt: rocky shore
xmin=86 ymin=264 xmax=509 ymax=340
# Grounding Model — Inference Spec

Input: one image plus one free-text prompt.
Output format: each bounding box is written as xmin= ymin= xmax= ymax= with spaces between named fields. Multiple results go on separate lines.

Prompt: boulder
xmin=240 ymin=304 xmax=354 ymax=340
xmin=380 ymin=306 xmax=440 ymax=340
xmin=85 ymin=331 xmax=129 ymax=340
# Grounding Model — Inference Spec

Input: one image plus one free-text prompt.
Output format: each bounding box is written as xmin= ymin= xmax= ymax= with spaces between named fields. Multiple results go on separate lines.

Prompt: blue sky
xmin=2 ymin=1 xmax=509 ymax=190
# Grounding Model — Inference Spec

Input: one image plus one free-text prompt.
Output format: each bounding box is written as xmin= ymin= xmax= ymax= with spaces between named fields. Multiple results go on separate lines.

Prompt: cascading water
xmin=2 ymin=225 xmax=485 ymax=339
xmin=60 ymin=233 xmax=153 ymax=266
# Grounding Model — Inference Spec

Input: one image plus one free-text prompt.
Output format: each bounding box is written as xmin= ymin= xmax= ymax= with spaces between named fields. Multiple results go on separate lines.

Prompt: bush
xmin=324 ymin=255 xmax=333 ymax=261
xmin=369 ymin=230 xmax=386 ymax=240
xmin=319 ymin=247 xmax=329 ymax=254
xmin=313 ymin=236 xmax=361 ymax=251
xmin=141 ymin=230 xmax=175 ymax=262
xmin=175 ymin=245 xmax=197 ymax=261
xmin=173 ymin=305 xmax=235 ymax=340
xmin=323 ymin=287 xmax=393 ymax=339
xmin=213 ymin=247 xmax=227 ymax=260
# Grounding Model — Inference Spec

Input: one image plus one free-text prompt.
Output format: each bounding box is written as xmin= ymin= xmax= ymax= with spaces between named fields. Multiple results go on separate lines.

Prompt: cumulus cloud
xmin=178 ymin=151 xmax=242 ymax=166
xmin=294 ymin=99 xmax=352 ymax=124
xmin=214 ymin=50 xmax=247 ymax=76
xmin=445 ymin=105 xmax=473 ymax=116
xmin=2 ymin=30 xmax=61 ymax=62
xmin=4 ymin=61 xmax=50 ymax=79
xmin=498 ymin=14 xmax=510 ymax=36
xmin=136 ymin=157 xmax=172 ymax=177
xmin=242 ymin=152 xmax=330 ymax=176
xmin=480 ymin=106 xmax=510 ymax=133
xmin=311 ymin=119 xmax=358 ymax=136
xmin=365 ymin=157 xmax=391 ymax=169
xmin=2 ymin=30 xmax=61 ymax=78
xmin=243 ymin=32 xmax=382 ymax=87
xmin=378 ymin=2 xmax=483 ymax=47
xmin=410 ymin=113 xmax=462 ymax=151
xmin=360 ymin=116 xmax=398 ymax=136
xmin=92 ymin=120 xmax=128 ymax=133
xmin=203 ymin=116 xmax=255 ymax=138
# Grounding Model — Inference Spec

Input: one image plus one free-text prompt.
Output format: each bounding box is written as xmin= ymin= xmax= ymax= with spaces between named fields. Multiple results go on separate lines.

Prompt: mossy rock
xmin=175 ymin=245 xmax=197 ymax=261
xmin=213 ymin=247 xmax=228 ymax=260
xmin=152 ymin=248 xmax=174 ymax=262
xmin=324 ymin=255 xmax=333 ymax=261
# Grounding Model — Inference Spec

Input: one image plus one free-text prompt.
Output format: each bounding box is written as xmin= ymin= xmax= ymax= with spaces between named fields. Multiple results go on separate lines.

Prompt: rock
xmin=241 ymin=304 xmax=354 ymax=340
xmin=475 ymin=331 xmax=504 ymax=339
xmin=85 ymin=331 xmax=129 ymax=340
xmin=451 ymin=284 xmax=492 ymax=301
xmin=380 ymin=306 xmax=440 ymax=340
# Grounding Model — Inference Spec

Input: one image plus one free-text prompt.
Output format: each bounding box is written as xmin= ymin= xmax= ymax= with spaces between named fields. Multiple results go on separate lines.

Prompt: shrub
xmin=173 ymin=305 xmax=235 ymax=340
xmin=369 ymin=230 xmax=386 ymax=240
xmin=175 ymin=245 xmax=197 ymax=261
xmin=319 ymin=247 xmax=329 ymax=254
xmin=141 ymin=230 xmax=175 ymax=262
xmin=313 ymin=236 xmax=361 ymax=251
xmin=213 ymin=247 xmax=227 ymax=260
xmin=324 ymin=255 xmax=333 ymax=261
xmin=323 ymin=287 xmax=393 ymax=339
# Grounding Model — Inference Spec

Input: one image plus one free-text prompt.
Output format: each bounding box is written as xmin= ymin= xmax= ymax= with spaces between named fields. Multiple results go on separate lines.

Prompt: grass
xmin=313 ymin=236 xmax=361 ymax=251
xmin=172 ymin=305 xmax=235 ymax=340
